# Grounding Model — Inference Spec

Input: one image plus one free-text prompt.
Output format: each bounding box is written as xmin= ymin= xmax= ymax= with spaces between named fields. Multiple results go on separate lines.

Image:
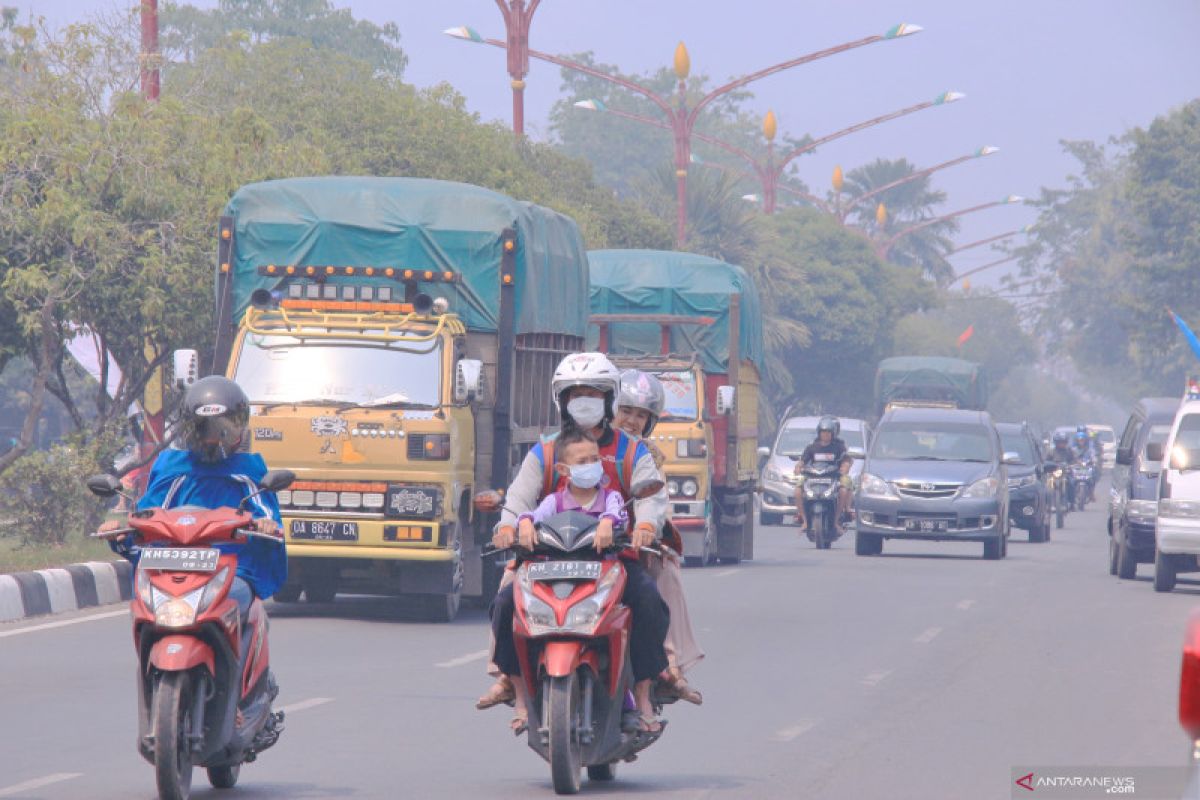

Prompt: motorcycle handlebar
xmin=235 ymin=528 xmax=286 ymax=544
xmin=90 ymin=527 xmax=136 ymax=539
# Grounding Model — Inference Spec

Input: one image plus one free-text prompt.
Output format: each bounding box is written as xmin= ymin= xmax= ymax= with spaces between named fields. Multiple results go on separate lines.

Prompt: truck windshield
xmin=656 ymin=371 xmax=699 ymax=421
xmin=234 ymin=333 xmax=441 ymax=408
xmin=872 ymin=424 xmax=994 ymax=462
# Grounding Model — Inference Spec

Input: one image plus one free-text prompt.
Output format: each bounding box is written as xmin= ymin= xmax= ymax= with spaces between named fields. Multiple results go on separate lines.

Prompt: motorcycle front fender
xmin=149 ymin=635 xmax=215 ymax=676
xmin=541 ymin=640 xmax=586 ymax=678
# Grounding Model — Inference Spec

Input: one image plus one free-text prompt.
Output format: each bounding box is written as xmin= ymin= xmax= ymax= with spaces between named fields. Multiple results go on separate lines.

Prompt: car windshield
xmin=234 ymin=333 xmax=442 ymax=407
xmin=1000 ymin=433 xmax=1036 ymax=465
xmin=872 ymin=423 xmax=994 ymax=462
xmin=1172 ymin=414 xmax=1200 ymax=469
xmin=1141 ymin=424 xmax=1170 ymax=471
xmin=656 ymin=371 xmax=699 ymax=421
xmin=776 ymin=425 xmax=864 ymax=456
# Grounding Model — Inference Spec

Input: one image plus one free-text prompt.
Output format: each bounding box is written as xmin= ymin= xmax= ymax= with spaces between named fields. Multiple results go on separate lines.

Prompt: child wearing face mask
xmin=516 ymin=430 xmax=627 ymax=551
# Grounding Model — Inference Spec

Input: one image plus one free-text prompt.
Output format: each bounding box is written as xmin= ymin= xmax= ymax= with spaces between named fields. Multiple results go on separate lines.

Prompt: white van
xmin=1152 ymin=394 xmax=1200 ymax=592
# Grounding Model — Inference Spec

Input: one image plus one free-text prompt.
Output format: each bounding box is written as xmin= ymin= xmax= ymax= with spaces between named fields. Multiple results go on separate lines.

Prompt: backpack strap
xmin=617 ymin=436 xmax=639 ymax=497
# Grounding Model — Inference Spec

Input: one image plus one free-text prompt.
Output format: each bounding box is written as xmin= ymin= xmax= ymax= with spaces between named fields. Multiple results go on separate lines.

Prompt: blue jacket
xmin=114 ymin=449 xmax=286 ymax=599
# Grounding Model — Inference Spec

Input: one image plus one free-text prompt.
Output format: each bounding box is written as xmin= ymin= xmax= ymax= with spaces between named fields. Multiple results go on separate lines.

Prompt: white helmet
xmin=617 ymin=369 xmax=665 ymax=436
xmin=551 ymin=352 xmax=621 ymax=422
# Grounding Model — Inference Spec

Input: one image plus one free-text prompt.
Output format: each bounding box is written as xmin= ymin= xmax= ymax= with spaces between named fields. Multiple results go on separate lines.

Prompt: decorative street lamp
xmin=947 ymin=254 xmax=1021 ymax=286
xmin=446 ymin=23 xmax=923 ymax=245
xmin=946 ymin=224 xmax=1031 ymax=255
xmin=831 ymin=145 xmax=999 ymax=223
xmin=876 ymin=195 xmax=1025 ymax=259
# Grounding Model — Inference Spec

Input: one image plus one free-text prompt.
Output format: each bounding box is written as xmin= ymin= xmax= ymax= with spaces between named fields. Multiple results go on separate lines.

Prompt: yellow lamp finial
xmin=673 ymin=42 xmax=690 ymax=80
xmin=876 ymin=202 xmax=887 ymax=226
xmin=832 ymin=165 xmax=844 ymax=193
xmin=763 ymin=110 xmax=777 ymax=142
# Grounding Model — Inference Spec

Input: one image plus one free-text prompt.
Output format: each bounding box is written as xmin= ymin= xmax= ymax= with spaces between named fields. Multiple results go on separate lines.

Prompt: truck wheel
xmin=1154 ymin=550 xmax=1177 ymax=593
xmin=303 ymin=566 xmax=338 ymax=604
xmin=419 ymin=547 xmax=464 ymax=623
xmin=855 ymin=532 xmax=882 ymax=556
xmin=273 ymin=583 xmax=302 ymax=603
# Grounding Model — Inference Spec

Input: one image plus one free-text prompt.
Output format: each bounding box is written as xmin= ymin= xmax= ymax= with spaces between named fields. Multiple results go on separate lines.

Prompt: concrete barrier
xmin=0 ymin=560 xmax=131 ymax=622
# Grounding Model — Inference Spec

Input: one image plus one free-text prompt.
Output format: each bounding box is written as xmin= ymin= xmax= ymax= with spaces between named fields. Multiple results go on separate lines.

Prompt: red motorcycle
xmin=507 ymin=496 xmax=673 ymax=795
xmin=87 ymin=470 xmax=293 ymax=800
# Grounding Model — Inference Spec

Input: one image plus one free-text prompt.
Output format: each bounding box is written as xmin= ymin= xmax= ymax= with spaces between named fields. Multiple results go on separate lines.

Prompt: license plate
xmin=527 ymin=561 xmax=602 ymax=581
xmin=904 ymin=518 xmax=950 ymax=533
xmin=290 ymin=519 xmax=360 ymax=541
xmin=139 ymin=547 xmax=220 ymax=572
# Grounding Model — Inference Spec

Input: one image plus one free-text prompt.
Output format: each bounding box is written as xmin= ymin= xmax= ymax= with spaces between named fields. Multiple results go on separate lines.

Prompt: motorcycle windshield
xmin=537 ymin=511 xmax=604 ymax=552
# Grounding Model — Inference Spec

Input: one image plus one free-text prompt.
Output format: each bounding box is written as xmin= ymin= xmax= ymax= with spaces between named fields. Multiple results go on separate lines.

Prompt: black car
xmin=854 ymin=407 xmax=1015 ymax=560
xmin=1109 ymin=397 xmax=1179 ymax=579
xmin=996 ymin=422 xmax=1052 ymax=543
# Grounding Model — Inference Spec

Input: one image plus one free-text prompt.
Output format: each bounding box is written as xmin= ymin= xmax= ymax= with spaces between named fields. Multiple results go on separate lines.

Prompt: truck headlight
xmin=681 ymin=479 xmax=699 ymax=498
xmin=859 ymin=473 xmax=895 ymax=499
xmin=1160 ymin=499 xmax=1200 ymax=518
xmin=963 ymin=477 xmax=1000 ymax=499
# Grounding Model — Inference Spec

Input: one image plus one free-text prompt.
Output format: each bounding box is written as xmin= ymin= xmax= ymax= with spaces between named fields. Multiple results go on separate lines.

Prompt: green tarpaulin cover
xmin=223 ymin=177 xmax=589 ymax=336
xmin=875 ymin=356 xmax=988 ymax=410
xmin=587 ymin=249 xmax=763 ymax=373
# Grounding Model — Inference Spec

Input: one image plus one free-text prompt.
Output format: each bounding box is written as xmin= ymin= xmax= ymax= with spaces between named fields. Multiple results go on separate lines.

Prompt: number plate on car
xmin=139 ymin=547 xmax=220 ymax=572
xmin=527 ymin=561 xmax=602 ymax=581
xmin=904 ymin=518 xmax=951 ymax=533
xmin=290 ymin=520 xmax=360 ymax=541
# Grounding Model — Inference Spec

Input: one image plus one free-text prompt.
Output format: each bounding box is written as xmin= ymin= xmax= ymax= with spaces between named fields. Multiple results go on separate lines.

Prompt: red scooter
xmin=86 ymin=470 xmax=293 ymax=800
xmin=507 ymin=487 xmax=673 ymax=795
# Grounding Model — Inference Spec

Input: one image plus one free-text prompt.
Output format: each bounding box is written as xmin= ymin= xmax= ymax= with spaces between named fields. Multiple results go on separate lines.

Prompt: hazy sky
xmin=24 ymin=0 xmax=1200 ymax=282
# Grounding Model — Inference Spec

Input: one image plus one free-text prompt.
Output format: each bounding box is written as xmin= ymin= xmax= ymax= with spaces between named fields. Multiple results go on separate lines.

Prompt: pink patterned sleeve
xmin=520 ymin=493 xmax=559 ymax=525
xmin=601 ymin=489 xmax=625 ymax=523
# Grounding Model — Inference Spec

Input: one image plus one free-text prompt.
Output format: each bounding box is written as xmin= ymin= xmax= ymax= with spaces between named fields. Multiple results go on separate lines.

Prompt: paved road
xmin=3 ymin=485 xmax=1199 ymax=799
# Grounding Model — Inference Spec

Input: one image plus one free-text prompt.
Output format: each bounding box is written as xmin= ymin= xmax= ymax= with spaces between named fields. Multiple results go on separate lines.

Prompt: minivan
xmin=1150 ymin=392 xmax=1200 ymax=592
xmin=1108 ymin=397 xmax=1178 ymax=579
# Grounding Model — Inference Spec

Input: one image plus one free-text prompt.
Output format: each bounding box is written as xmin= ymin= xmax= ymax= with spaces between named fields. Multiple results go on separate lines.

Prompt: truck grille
xmin=893 ymin=480 xmax=961 ymax=499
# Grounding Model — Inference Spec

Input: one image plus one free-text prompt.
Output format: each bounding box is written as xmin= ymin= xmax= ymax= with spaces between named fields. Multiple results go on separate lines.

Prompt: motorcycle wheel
xmin=153 ymin=671 xmax=195 ymax=800
xmin=587 ymin=763 xmax=618 ymax=782
xmin=548 ymin=672 xmax=583 ymax=795
xmin=206 ymin=764 xmax=240 ymax=789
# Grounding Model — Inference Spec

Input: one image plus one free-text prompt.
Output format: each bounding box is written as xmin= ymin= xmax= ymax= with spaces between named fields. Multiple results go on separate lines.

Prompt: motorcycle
xmin=86 ymin=470 xmax=294 ymax=800
xmin=799 ymin=458 xmax=843 ymax=550
xmin=1044 ymin=464 xmax=1067 ymax=529
xmin=502 ymin=482 xmax=673 ymax=795
xmin=1070 ymin=463 xmax=1092 ymax=512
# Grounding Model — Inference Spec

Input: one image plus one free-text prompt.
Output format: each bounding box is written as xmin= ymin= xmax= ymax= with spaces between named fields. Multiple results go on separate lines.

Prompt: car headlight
xmin=1160 ymin=499 xmax=1200 ymax=518
xmin=1007 ymin=475 xmax=1037 ymax=490
xmin=963 ymin=477 xmax=1000 ymax=499
xmin=764 ymin=466 xmax=784 ymax=482
xmin=1127 ymin=499 xmax=1158 ymax=524
xmin=859 ymin=473 xmax=895 ymax=499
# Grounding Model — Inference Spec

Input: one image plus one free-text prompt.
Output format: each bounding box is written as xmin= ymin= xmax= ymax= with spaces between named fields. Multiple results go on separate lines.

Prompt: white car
xmin=1087 ymin=424 xmax=1117 ymax=469
xmin=1152 ymin=394 xmax=1200 ymax=592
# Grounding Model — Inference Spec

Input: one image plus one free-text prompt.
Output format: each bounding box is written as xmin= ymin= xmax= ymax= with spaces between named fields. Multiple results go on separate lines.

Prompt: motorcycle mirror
xmin=630 ymin=479 xmax=665 ymax=500
xmin=473 ymin=489 xmax=504 ymax=513
xmin=756 ymin=446 xmax=770 ymax=460
xmin=258 ymin=469 xmax=295 ymax=493
xmin=86 ymin=474 xmax=124 ymax=498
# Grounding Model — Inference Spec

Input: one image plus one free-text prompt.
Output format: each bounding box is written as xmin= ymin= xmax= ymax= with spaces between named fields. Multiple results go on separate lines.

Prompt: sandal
xmin=510 ymin=710 xmax=528 ymax=736
xmin=635 ymin=713 xmax=664 ymax=734
xmin=659 ymin=669 xmax=703 ymax=706
xmin=476 ymin=676 xmax=515 ymax=710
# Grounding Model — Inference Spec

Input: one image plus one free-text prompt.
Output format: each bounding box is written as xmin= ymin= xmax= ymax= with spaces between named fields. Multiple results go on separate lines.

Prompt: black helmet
xmin=816 ymin=415 xmax=840 ymax=437
xmin=180 ymin=376 xmax=250 ymax=463
xmin=1053 ymin=431 xmax=1069 ymax=445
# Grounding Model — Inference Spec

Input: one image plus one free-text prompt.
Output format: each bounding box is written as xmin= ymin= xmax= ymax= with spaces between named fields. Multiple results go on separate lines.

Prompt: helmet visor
xmin=184 ymin=415 xmax=244 ymax=462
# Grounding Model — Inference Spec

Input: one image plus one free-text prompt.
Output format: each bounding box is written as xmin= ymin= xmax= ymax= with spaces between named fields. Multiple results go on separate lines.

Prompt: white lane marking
xmin=914 ymin=627 xmax=943 ymax=644
xmin=0 ymin=773 xmax=83 ymax=798
xmin=277 ymin=697 xmax=334 ymax=714
xmin=956 ymin=599 xmax=976 ymax=611
xmin=861 ymin=670 xmax=892 ymax=687
xmin=714 ymin=569 xmax=739 ymax=578
xmin=0 ymin=608 xmax=126 ymax=639
xmin=772 ymin=720 xmax=818 ymax=742
xmin=436 ymin=648 xmax=490 ymax=668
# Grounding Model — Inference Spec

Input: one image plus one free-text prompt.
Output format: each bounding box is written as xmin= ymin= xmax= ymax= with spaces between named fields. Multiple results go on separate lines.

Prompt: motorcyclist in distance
xmin=1047 ymin=431 xmax=1078 ymax=506
xmin=793 ymin=415 xmax=853 ymax=533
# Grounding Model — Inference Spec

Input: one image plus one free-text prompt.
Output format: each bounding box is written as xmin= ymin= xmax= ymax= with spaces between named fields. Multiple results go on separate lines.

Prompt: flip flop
xmin=476 ymin=676 xmax=515 ymax=710
xmin=510 ymin=710 xmax=528 ymax=736
xmin=635 ymin=714 xmax=664 ymax=734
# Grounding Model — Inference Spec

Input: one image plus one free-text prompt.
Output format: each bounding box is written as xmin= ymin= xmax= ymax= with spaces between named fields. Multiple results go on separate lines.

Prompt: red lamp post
xmin=876 ymin=195 xmax=1025 ymax=260
xmin=447 ymin=23 xmax=923 ymax=245
xmin=140 ymin=0 xmax=160 ymax=101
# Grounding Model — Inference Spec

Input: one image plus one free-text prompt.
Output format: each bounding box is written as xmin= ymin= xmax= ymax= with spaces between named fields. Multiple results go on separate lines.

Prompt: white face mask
xmin=568 ymin=461 xmax=604 ymax=490
xmin=566 ymin=396 xmax=606 ymax=429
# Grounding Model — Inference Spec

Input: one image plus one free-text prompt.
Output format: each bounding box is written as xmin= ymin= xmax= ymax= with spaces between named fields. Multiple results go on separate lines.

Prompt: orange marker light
xmin=220 ymin=263 xmax=230 ymax=273
xmin=365 ymin=267 xmax=375 ymax=276
xmin=266 ymin=265 xmax=277 ymax=274
xmin=504 ymin=240 xmax=515 ymax=252
xmin=424 ymin=271 xmax=434 ymax=280
xmin=286 ymin=266 xmax=295 ymax=275
xmin=403 ymin=269 xmax=414 ymax=279
xmin=325 ymin=266 xmax=335 ymax=275
xmin=221 ymin=229 xmax=231 ymax=240
xmin=385 ymin=267 xmax=395 ymax=277
xmin=306 ymin=266 xmax=316 ymax=276
xmin=443 ymin=272 xmax=454 ymax=281
xmin=345 ymin=266 xmax=356 ymax=276
xmin=502 ymin=274 xmax=513 ymax=285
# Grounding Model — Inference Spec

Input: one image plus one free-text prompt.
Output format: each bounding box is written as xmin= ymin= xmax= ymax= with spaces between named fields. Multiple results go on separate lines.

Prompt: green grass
xmin=0 ymin=534 xmax=121 ymax=574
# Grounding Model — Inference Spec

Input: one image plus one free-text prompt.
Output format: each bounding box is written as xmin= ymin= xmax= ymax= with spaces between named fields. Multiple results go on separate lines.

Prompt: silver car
xmin=759 ymin=416 xmax=870 ymax=526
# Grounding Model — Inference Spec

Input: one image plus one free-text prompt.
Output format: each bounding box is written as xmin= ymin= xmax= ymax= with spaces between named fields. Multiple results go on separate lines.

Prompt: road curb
xmin=0 ymin=561 xmax=131 ymax=622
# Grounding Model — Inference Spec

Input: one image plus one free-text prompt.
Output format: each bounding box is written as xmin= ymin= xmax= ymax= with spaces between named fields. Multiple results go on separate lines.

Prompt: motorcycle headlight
xmin=859 ymin=473 xmax=895 ymax=499
xmin=197 ymin=567 xmax=231 ymax=614
xmin=153 ymin=588 xmax=203 ymax=629
xmin=520 ymin=589 xmax=557 ymax=634
xmin=963 ymin=477 xmax=1000 ymax=499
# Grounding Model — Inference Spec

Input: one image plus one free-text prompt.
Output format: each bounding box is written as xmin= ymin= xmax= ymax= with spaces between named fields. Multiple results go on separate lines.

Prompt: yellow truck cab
xmin=197 ymin=177 xmax=590 ymax=620
xmin=589 ymin=250 xmax=764 ymax=564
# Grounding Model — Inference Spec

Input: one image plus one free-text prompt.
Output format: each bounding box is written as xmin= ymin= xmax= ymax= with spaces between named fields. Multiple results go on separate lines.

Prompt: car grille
xmin=893 ymin=480 xmax=962 ymax=499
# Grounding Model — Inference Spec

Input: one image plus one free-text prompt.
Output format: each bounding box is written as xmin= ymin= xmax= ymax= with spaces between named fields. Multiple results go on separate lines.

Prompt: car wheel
xmin=854 ymin=531 xmax=883 ymax=556
xmin=1108 ymin=534 xmax=1119 ymax=576
xmin=1116 ymin=537 xmax=1138 ymax=580
xmin=759 ymin=512 xmax=783 ymax=526
xmin=1154 ymin=550 xmax=1177 ymax=593
xmin=1030 ymin=522 xmax=1048 ymax=544
xmin=983 ymin=536 xmax=1004 ymax=560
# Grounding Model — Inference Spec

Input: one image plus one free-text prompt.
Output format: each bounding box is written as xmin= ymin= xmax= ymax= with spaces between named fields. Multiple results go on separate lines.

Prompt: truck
xmin=587 ymin=249 xmax=763 ymax=564
xmin=196 ymin=176 xmax=590 ymax=620
xmin=873 ymin=356 xmax=988 ymax=419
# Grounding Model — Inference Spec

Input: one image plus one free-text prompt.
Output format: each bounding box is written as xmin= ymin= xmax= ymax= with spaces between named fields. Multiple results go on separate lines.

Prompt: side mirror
xmin=455 ymin=359 xmax=483 ymax=403
xmin=715 ymin=385 xmax=735 ymax=416
xmin=172 ymin=349 xmax=198 ymax=390
xmin=629 ymin=479 xmax=665 ymax=499
xmin=848 ymin=447 xmax=866 ymax=459
xmin=1146 ymin=442 xmax=1165 ymax=464
xmin=258 ymin=469 xmax=295 ymax=493
xmin=1115 ymin=446 xmax=1132 ymax=466
xmin=86 ymin=474 xmax=124 ymax=498
xmin=757 ymin=446 xmax=770 ymax=460
xmin=1002 ymin=451 xmax=1022 ymax=466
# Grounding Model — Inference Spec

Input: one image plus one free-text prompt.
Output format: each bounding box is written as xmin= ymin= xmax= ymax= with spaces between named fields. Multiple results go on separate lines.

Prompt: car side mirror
xmin=258 ymin=469 xmax=295 ymax=493
xmin=1002 ymin=451 xmax=1022 ymax=466
xmin=848 ymin=447 xmax=865 ymax=459
xmin=172 ymin=349 xmax=198 ymax=390
xmin=757 ymin=446 xmax=770 ymax=461
xmin=455 ymin=359 xmax=483 ymax=403
xmin=1146 ymin=442 xmax=1165 ymax=464
xmin=1115 ymin=446 xmax=1132 ymax=466
xmin=86 ymin=474 xmax=124 ymax=498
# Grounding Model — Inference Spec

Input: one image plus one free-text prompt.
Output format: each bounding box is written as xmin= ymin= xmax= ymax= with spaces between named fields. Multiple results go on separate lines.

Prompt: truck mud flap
xmin=715 ymin=491 xmax=754 ymax=561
